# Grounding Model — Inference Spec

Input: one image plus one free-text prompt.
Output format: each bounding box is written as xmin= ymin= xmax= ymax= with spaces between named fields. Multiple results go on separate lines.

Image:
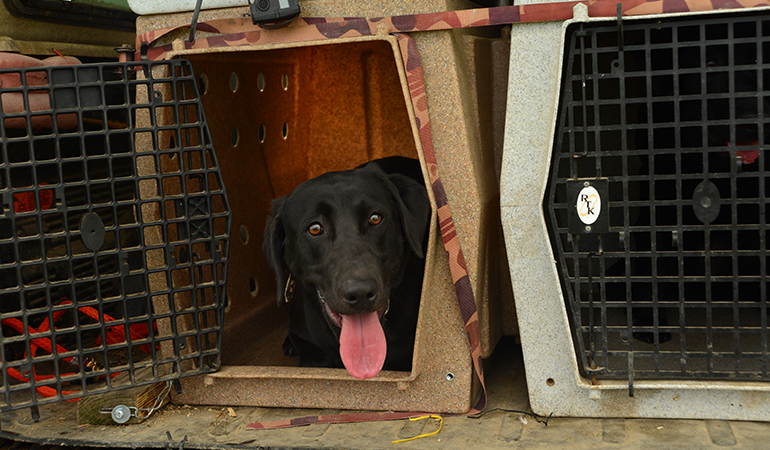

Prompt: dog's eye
xmin=369 ymin=213 xmax=382 ymax=225
xmin=307 ymin=222 xmax=324 ymax=236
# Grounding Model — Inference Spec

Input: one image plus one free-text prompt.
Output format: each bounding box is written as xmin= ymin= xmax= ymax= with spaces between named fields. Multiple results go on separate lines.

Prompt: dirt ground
xmin=1 ymin=338 xmax=769 ymax=450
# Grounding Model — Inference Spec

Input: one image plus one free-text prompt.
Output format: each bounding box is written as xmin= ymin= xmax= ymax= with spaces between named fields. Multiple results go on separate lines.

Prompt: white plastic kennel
xmin=502 ymin=3 xmax=770 ymax=421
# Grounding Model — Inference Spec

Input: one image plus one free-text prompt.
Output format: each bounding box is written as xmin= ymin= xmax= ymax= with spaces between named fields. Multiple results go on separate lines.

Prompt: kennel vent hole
xmin=239 ymin=224 xmax=249 ymax=244
xmin=259 ymin=124 xmax=266 ymax=143
xmin=249 ymin=277 xmax=258 ymax=297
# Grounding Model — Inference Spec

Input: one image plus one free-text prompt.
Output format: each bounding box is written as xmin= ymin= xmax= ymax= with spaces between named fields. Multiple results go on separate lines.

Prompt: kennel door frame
xmin=501 ymin=3 xmax=770 ymax=421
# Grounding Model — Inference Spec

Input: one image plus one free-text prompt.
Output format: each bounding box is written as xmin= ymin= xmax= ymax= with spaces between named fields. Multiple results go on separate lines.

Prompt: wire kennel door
xmin=0 ymin=59 xmax=230 ymax=413
xmin=545 ymin=11 xmax=770 ymax=390
xmin=503 ymin=3 xmax=770 ymax=420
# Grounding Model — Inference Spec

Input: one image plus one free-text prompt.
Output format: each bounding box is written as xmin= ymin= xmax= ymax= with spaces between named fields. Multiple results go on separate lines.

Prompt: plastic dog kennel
xmin=127 ymin=0 xmax=516 ymax=413
xmin=136 ymin=35 xmax=476 ymax=413
xmin=503 ymin=2 xmax=770 ymax=420
xmin=135 ymin=0 xmax=516 ymax=362
xmin=0 ymin=59 xmax=231 ymax=415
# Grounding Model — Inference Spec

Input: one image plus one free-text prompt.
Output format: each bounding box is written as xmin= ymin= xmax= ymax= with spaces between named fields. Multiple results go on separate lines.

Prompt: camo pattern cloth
xmin=392 ymin=32 xmax=487 ymax=413
xmin=134 ymin=0 xmax=770 ymax=427
xmin=137 ymin=0 xmax=770 ymax=59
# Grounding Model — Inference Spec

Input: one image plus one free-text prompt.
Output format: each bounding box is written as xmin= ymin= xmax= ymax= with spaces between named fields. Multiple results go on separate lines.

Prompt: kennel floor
xmin=1 ymin=337 xmax=770 ymax=449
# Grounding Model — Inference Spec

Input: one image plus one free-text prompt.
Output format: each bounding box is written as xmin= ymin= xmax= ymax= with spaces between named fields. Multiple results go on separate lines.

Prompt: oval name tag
xmin=577 ymin=186 xmax=601 ymax=225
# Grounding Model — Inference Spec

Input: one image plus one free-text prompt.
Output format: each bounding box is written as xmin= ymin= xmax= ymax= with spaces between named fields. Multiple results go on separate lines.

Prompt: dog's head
xmin=262 ymin=161 xmax=429 ymax=378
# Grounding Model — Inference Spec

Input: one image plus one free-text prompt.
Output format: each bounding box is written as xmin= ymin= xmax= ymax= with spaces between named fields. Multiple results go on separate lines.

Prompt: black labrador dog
xmin=263 ymin=157 xmax=430 ymax=379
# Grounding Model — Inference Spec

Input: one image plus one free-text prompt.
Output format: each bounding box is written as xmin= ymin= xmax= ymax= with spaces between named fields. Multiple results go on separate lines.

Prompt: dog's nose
xmin=341 ymin=279 xmax=378 ymax=306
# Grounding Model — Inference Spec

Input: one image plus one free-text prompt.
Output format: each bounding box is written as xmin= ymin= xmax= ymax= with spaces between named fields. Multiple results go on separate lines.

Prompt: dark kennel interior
xmin=545 ymin=12 xmax=770 ymax=385
xmin=183 ymin=39 xmax=421 ymax=369
xmin=0 ymin=60 xmax=230 ymax=412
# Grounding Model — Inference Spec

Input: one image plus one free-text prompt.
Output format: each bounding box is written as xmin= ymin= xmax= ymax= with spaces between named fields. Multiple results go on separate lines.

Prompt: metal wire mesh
xmin=545 ymin=12 xmax=770 ymax=383
xmin=0 ymin=59 xmax=230 ymax=411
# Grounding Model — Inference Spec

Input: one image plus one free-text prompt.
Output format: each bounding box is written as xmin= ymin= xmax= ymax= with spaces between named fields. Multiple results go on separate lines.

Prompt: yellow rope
xmin=392 ymin=415 xmax=443 ymax=444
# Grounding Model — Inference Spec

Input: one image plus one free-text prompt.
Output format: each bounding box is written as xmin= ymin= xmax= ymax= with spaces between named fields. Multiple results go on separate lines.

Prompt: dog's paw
xmin=282 ymin=335 xmax=300 ymax=357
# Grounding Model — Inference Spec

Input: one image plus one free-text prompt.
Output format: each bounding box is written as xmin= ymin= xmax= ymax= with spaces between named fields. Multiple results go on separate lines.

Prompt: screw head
xmin=111 ymin=405 xmax=131 ymax=424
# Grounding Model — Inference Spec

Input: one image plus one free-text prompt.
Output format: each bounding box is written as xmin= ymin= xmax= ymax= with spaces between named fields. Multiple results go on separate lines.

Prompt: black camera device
xmin=249 ymin=0 xmax=301 ymax=25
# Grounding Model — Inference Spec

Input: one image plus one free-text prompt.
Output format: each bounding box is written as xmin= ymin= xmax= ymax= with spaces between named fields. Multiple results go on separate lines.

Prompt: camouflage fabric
xmin=137 ymin=0 xmax=770 ymax=59
xmin=395 ymin=32 xmax=487 ymax=414
xmin=247 ymin=411 xmax=423 ymax=430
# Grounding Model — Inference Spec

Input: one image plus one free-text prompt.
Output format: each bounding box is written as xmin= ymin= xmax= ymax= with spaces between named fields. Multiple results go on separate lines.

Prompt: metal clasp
xmin=99 ymin=380 xmax=173 ymax=424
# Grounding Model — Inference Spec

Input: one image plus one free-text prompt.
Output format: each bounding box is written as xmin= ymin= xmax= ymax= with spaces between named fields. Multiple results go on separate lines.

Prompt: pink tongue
xmin=339 ymin=312 xmax=387 ymax=379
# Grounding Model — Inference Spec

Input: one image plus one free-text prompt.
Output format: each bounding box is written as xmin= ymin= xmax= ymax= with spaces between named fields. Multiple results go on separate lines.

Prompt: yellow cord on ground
xmin=392 ymin=415 xmax=443 ymax=444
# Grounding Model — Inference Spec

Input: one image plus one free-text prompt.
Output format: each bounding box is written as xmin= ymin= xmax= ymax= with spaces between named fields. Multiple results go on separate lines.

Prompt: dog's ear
xmin=263 ymin=197 xmax=287 ymax=307
xmin=384 ymin=173 xmax=430 ymax=259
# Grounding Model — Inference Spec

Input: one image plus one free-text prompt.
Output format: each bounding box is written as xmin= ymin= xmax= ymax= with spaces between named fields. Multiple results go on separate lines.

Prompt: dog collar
xmin=284 ymin=273 xmax=295 ymax=303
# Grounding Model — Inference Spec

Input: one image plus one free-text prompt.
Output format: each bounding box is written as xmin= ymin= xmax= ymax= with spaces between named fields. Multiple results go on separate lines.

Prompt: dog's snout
xmin=342 ymin=279 xmax=378 ymax=306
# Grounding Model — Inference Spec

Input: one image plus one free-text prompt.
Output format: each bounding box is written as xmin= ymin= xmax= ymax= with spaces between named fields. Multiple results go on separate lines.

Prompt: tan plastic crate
xmin=136 ymin=0 xmax=515 ymax=361
xmin=135 ymin=35 xmax=476 ymax=413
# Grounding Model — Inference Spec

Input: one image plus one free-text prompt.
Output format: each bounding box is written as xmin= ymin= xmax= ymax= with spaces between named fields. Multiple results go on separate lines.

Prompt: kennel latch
xmin=99 ymin=381 xmax=173 ymax=423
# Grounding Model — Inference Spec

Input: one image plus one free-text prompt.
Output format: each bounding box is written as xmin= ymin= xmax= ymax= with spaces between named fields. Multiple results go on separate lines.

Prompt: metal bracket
xmin=189 ymin=0 xmax=204 ymax=42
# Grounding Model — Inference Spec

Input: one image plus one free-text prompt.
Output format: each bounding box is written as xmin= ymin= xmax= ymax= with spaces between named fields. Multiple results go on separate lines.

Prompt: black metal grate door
xmin=545 ymin=11 xmax=770 ymax=385
xmin=0 ymin=59 xmax=231 ymax=411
